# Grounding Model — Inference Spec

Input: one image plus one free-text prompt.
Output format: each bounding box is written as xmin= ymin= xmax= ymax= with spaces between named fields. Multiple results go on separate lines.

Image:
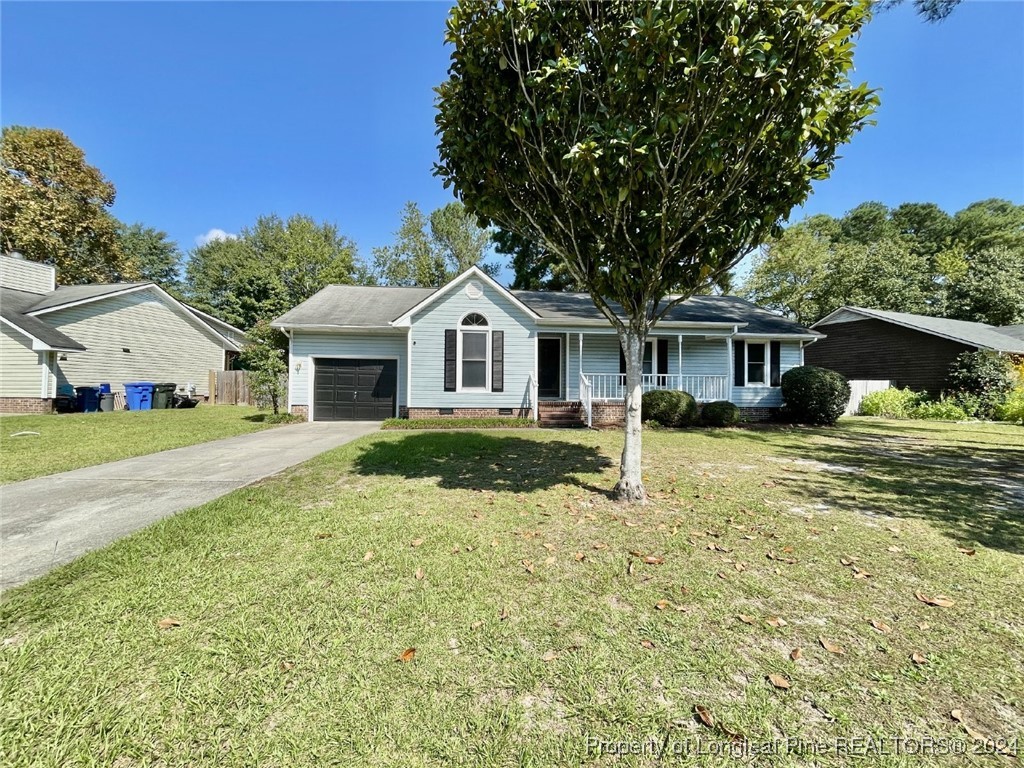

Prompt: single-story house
xmin=0 ymin=254 xmax=247 ymax=413
xmin=806 ymin=306 xmax=1024 ymax=396
xmin=271 ymin=266 xmax=822 ymax=426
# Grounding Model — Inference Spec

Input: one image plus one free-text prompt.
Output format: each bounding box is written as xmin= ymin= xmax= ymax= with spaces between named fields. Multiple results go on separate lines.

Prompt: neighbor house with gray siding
xmin=272 ymin=267 xmax=821 ymax=425
xmin=0 ymin=255 xmax=246 ymax=412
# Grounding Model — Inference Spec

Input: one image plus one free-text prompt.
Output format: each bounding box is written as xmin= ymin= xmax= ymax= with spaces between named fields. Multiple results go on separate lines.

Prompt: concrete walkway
xmin=0 ymin=421 xmax=379 ymax=590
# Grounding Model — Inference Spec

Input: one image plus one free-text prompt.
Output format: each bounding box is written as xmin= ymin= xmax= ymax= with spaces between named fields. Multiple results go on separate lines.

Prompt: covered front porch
xmin=531 ymin=329 xmax=733 ymax=425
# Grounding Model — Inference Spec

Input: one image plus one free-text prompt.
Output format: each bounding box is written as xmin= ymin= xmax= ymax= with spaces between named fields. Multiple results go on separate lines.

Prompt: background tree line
xmin=741 ymin=198 xmax=1024 ymax=327
xmin=1 ymin=126 xmax=496 ymax=330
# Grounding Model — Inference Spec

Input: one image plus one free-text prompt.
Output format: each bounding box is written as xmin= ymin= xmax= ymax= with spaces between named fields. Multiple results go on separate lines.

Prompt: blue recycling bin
xmin=124 ymin=382 xmax=155 ymax=411
xmin=98 ymin=383 xmax=111 ymax=394
xmin=76 ymin=386 xmax=101 ymax=413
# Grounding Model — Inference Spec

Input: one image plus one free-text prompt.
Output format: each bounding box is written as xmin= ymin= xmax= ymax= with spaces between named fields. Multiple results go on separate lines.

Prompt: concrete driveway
xmin=0 ymin=421 xmax=379 ymax=590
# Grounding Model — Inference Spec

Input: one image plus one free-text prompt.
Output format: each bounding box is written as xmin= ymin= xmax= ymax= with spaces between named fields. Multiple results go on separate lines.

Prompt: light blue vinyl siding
xmin=290 ymin=331 xmax=408 ymax=408
xmin=731 ymin=340 xmax=803 ymax=407
xmin=409 ymin=279 xmax=535 ymax=408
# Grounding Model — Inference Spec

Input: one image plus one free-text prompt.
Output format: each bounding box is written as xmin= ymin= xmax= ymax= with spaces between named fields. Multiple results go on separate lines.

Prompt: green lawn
xmin=1 ymin=418 xmax=1022 ymax=765
xmin=0 ymin=406 xmax=283 ymax=484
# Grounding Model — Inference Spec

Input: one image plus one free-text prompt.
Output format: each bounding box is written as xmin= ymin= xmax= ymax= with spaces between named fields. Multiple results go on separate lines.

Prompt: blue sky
xmin=2 ymin=1 xmax=1022 ymax=284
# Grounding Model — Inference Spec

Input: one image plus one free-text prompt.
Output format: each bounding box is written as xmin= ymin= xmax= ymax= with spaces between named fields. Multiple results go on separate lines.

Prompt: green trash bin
xmin=153 ymin=383 xmax=177 ymax=410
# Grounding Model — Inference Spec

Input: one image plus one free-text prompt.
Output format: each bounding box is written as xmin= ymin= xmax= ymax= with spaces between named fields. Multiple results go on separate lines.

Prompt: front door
xmin=537 ymin=337 xmax=562 ymax=398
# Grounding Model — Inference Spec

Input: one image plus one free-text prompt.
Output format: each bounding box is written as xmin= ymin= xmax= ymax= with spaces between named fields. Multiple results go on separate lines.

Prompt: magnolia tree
xmin=435 ymin=1 xmax=878 ymax=501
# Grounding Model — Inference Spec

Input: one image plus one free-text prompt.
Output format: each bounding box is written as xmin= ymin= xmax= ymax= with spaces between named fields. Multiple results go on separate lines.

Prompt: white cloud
xmin=195 ymin=228 xmax=238 ymax=247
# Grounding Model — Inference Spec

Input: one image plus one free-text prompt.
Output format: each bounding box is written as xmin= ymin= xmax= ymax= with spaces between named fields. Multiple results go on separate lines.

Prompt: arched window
xmin=460 ymin=312 xmax=490 ymax=389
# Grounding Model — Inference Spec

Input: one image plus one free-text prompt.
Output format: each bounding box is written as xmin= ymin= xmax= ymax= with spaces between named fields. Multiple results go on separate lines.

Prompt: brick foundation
xmin=401 ymin=407 xmax=532 ymax=420
xmin=289 ymin=404 xmax=309 ymax=419
xmin=590 ymin=401 xmax=626 ymax=426
xmin=0 ymin=397 xmax=54 ymax=414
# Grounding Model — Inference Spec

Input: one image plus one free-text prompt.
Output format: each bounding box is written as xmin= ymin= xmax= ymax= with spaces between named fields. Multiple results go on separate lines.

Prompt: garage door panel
xmin=313 ymin=358 xmax=396 ymax=421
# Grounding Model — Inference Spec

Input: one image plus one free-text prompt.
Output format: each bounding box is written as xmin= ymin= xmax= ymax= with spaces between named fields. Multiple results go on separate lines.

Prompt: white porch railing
xmin=585 ymin=373 xmax=729 ymax=403
xmin=579 ymin=372 xmax=593 ymax=428
xmin=527 ymin=373 xmax=539 ymax=421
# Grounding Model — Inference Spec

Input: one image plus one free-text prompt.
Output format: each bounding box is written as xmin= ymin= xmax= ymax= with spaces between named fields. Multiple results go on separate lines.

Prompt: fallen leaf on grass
xmin=789 ymin=647 xmax=803 ymax=661
xmin=363 ymin=551 xmax=374 ymax=562
xmin=950 ymin=710 xmax=991 ymax=743
xmin=541 ymin=650 xmax=558 ymax=662
xmin=768 ymin=674 xmax=791 ymax=690
xmin=870 ymin=619 xmax=893 ymax=634
xmin=410 ymin=538 xmax=424 ymax=547
xmin=543 ymin=543 xmax=556 ymax=552
xmin=640 ymin=639 xmax=656 ymax=650
xmin=910 ymin=652 xmax=928 ymax=665
xmin=918 ymin=622 xmax=930 ymax=630
xmin=737 ymin=615 xmax=756 ymax=626
xmin=840 ymin=557 xmax=857 ymax=566
xmin=716 ymin=572 xmax=729 ymax=580
xmin=593 ymin=542 xmax=609 ymax=551
xmin=915 ymin=592 xmax=955 ymax=608
xmin=655 ymin=600 xmax=672 ymax=611
xmin=819 ymin=637 xmax=845 ymax=655
xmin=627 ymin=560 xmax=636 ymax=576
xmin=957 ymin=547 xmax=976 ymax=556
xmin=157 ymin=618 xmax=181 ymax=630
xmin=279 ymin=660 xmax=295 ymax=671
xmin=314 ymin=532 xmax=333 ymax=540
xmin=887 ymin=545 xmax=902 ymax=553
xmin=642 ymin=555 xmax=665 ymax=565
xmin=498 ymin=607 xmax=510 ymax=621
xmin=852 ymin=567 xmax=872 ymax=580
xmin=574 ymin=552 xmax=586 ymax=562
xmin=766 ymin=616 xmax=787 ymax=628
xmin=470 ymin=620 xmax=483 ymax=630
xmin=522 ymin=559 xmax=535 ymax=574
xmin=694 ymin=704 xmax=715 ymax=728
xmin=396 ymin=648 xmax=416 ymax=663
xmin=544 ymin=556 xmax=556 ymax=566
xmin=414 ymin=568 xmax=425 ymax=581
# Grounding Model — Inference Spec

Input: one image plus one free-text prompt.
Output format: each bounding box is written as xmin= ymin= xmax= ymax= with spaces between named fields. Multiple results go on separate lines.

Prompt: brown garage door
xmin=313 ymin=359 xmax=397 ymax=421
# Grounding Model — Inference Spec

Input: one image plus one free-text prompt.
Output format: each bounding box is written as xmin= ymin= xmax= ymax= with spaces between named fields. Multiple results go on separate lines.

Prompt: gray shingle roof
xmin=272 ymin=285 xmax=437 ymax=328
xmin=513 ymin=291 xmax=819 ymax=335
xmin=27 ymin=283 xmax=150 ymax=312
xmin=817 ymin=307 xmax=1024 ymax=354
xmin=272 ymin=283 xmax=819 ymax=336
xmin=998 ymin=324 xmax=1024 ymax=342
xmin=0 ymin=288 xmax=85 ymax=350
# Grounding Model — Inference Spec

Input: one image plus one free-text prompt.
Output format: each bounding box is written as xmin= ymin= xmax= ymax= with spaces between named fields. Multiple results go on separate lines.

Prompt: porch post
xmin=726 ymin=336 xmax=734 ymax=402
xmin=677 ymin=334 xmax=683 ymax=390
xmin=578 ymin=332 xmax=583 ymax=377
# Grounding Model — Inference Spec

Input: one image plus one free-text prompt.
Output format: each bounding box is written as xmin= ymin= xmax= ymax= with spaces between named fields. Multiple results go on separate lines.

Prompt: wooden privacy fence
xmin=845 ymin=379 xmax=893 ymax=416
xmin=210 ymin=370 xmax=253 ymax=406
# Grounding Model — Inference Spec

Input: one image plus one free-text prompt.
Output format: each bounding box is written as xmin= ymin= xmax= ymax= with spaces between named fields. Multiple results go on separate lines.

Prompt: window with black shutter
xmin=444 ymin=329 xmax=457 ymax=391
xmin=770 ymin=341 xmax=781 ymax=387
xmin=733 ymin=340 xmax=746 ymax=387
xmin=491 ymin=331 xmax=504 ymax=392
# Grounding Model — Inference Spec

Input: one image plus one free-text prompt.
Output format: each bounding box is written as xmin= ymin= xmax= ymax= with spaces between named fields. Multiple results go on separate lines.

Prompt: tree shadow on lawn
xmin=352 ymin=431 xmax=614 ymax=495
xmin=705 ymin=427 xmax=1024 ymax=554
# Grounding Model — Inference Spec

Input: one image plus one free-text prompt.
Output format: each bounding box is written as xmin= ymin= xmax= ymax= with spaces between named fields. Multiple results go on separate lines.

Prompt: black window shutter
xmin=619 ymin=345 xmax=626 ymax=375
xmin=657 ymin=339 xmax=669 ymax=376
xmin=444 ymin=329 xmax=457 ymax=391
xmin=733 ymin=340 xmax=746 ymax=387
xmin=770 ymin=341 xmax=782 ymax=387
xmin=491 ymin=330 xmax=504 ymax=392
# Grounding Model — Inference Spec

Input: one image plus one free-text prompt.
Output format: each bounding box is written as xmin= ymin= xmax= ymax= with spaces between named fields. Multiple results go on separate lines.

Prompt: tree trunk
xmin=614 ymin=327 xmax=647 ymax=502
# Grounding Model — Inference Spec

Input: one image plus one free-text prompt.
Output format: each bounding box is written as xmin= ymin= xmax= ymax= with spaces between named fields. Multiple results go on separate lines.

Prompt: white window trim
xmin=457 ymin=312 xmax=491 ymax=393
xmin=745 ymin=341 xmax=769 ymax=387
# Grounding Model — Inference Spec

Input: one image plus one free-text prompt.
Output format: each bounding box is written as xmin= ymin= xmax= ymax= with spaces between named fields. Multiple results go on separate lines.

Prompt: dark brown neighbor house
xmin=805 ymin=307 xmax=1024 ymax=396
